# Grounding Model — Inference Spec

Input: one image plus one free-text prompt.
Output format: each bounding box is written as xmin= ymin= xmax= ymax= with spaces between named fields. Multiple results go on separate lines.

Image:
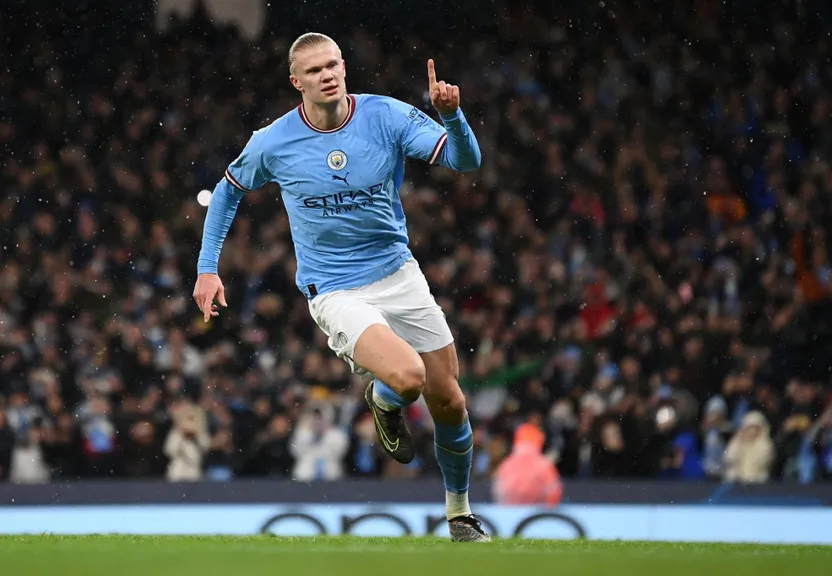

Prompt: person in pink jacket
xmin=492 ymin=422 xmax=563 ymax=506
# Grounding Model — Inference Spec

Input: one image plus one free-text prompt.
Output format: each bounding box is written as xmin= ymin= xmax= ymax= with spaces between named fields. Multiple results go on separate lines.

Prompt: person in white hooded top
xmin=723 ymin=410 xmax=774 ymax=484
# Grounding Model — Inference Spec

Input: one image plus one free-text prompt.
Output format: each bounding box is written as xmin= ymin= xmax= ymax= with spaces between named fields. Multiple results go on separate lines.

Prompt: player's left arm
xmin=426 ymin=58 xmax=481 ymax=172
xmin=391 ymin=60 xmax=481 ymax=172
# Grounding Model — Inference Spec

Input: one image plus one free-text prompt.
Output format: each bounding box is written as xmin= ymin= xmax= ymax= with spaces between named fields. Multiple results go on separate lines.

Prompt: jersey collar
xmin=298 ymin=94 xmax=356 ymax=134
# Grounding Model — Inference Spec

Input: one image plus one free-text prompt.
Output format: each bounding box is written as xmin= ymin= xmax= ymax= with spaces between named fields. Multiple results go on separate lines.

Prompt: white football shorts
xmin=307 ymin=258 xmax=454 ymax=374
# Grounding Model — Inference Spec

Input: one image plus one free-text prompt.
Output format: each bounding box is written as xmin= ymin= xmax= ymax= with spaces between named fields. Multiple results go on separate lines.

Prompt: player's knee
xmin=389 ymin=358 xmax=426 ymax=401
xmin=430 ymin=379 xmax=467 ymax=423
xmin=444 ymin=384 xmax=467 ymax=418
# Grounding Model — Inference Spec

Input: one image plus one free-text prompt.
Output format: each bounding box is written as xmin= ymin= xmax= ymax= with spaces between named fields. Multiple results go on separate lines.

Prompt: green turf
xmin=1 ymin=536 xmax=830 ymax=576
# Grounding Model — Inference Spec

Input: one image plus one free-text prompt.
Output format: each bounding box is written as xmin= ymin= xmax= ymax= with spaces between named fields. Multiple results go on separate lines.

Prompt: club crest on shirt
xmin=327 ymin=150 xmax=348 ymax=171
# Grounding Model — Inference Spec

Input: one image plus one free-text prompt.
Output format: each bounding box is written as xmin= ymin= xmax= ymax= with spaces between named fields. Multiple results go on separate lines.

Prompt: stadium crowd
xmin=2 ymin=0 xmax=832 ymax=486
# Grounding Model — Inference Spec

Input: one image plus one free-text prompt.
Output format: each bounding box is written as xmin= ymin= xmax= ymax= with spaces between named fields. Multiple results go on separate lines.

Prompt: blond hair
xmin=288 ymin=32 xmax=339 ymax=71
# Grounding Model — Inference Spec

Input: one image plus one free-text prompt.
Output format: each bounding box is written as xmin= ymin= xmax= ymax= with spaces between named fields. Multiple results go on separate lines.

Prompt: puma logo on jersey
xmin=331 ymin=172 xmax=350 ymax=186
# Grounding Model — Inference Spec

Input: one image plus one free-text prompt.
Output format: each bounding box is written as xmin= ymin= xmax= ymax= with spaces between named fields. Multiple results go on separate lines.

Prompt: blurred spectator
xmin=10 ymin=425 xmax=49 ymax=484
xmin=76 ymin=396 xmax=119 ymax=477
xmin=120 ymin=420 xmax=165 ymax=478
xmin=245 ymin=412 xmax=295 ymax=477
xmin=818 ymin=407 xmax=832 ymax=480
xmin=723 ymin=411 xmax=775 ymax=484
xmin=0 ymin=410 xmax=16 ymax=481
xmin=591 ymin=418 xmax=631 ymax=478
xmin=493 ymin=423 xmax=562 ymax=506
xmin=700 ymin=397 xmax=732 ymax=480
xmin=346 ymin=413 xmax=386 ymax=478
xmin=163 ymin=403 xmax=210 ymax=482
xmin=204 ymin=427 xmax=237 ymax=481
xmin=41 ymin=411 xmax=82 ymax=479
xmin=290 ymin=406 xmax=349 ymax=482
xmin=6 ymin=389 xmax=43 ymax=443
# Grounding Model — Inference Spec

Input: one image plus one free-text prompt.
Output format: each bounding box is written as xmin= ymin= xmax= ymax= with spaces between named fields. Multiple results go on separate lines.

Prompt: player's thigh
xmin=353 ymin=324 xmax=426 ymax=397
xmin=307 ymin=289 xmax=389 ymax=375
xmin=374 ymin=259 xmax=455 ymax=355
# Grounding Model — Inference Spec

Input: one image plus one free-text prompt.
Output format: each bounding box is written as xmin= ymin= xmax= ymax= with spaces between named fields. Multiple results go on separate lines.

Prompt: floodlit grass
xmin=0 ymin=535 xmax=830 ymax=575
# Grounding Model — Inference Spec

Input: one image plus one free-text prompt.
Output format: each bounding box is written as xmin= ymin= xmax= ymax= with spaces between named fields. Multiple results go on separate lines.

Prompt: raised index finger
xmin=427 ymin=59 xmax=437 ymax=88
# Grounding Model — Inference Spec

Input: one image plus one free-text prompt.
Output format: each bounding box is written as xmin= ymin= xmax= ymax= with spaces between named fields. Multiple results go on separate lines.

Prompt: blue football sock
xmin=434 ymin=417 xmax=474 ymax=495
xmin=372 ymin=378 xmax=408 ymax=411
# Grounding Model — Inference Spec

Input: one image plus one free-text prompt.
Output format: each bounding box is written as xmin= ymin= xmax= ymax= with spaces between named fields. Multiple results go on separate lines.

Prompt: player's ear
xmin=289 ymin=74 xmax=303 ymax=93
xmin=341 ymin=59 xmax=346 ymax=78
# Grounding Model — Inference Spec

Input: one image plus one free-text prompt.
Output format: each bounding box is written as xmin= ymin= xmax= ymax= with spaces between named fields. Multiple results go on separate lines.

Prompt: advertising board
xmin=0 ymin=503 xmax=828 ymax=544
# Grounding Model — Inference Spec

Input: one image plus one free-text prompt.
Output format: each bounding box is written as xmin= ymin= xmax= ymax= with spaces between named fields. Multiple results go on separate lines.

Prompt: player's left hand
xmin=427 ymin=59 xmax=460 ymax=116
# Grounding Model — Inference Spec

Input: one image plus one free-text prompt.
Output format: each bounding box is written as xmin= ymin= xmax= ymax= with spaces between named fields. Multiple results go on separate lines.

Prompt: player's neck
xmin=302 ymin=95 xmax=350 ymax=131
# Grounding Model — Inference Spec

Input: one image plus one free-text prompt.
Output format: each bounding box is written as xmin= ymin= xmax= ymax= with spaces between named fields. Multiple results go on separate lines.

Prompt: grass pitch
xmin=1 ymin=535 xmax=830 ymax=575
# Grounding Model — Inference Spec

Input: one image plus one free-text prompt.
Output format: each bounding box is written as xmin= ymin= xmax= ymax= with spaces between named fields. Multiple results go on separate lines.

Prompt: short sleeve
xmin=225 ymin=129 xmax=272 ymax=193
xmin=386 ymin=98 xmax=448 ymax=165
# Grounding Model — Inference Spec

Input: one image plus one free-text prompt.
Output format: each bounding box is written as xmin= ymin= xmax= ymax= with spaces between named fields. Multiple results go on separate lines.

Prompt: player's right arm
xmin=193 ymin=130 xmax=271 ymax=322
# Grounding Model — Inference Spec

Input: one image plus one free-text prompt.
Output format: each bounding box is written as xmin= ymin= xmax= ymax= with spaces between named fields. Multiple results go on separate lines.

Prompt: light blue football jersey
xmin=198 ymin=93 xmax=481 ymax=298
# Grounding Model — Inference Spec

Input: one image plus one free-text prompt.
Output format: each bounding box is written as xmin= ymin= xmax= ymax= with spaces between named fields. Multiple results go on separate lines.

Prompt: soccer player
xmin=193 ymin=32 xmax=488 ymax=542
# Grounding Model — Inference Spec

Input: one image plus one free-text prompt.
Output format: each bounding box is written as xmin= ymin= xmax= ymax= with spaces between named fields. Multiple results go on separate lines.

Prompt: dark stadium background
xmin=2 ymin=0 xmax=832 ymax=491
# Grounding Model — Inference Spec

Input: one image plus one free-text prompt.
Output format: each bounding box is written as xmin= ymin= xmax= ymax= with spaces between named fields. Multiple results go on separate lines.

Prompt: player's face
xmin=290 ymin=42 xmax=346 ymax=105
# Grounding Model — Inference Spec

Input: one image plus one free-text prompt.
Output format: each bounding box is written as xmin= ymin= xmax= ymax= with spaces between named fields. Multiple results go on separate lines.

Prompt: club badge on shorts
xmin=327 ymin=150 xmax=348 ymax=171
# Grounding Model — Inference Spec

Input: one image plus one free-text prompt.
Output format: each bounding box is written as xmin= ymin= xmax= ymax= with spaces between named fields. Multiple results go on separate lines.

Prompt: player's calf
xmin=423 ymin=378 xmax=475 ymax=515
xmin=421 ymin=345 xmax=490 ymax=542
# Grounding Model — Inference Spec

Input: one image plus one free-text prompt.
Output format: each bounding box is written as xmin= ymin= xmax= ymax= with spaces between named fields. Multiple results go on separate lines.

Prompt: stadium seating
xmin=1 ymin=0 xmax=831 ymax=484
